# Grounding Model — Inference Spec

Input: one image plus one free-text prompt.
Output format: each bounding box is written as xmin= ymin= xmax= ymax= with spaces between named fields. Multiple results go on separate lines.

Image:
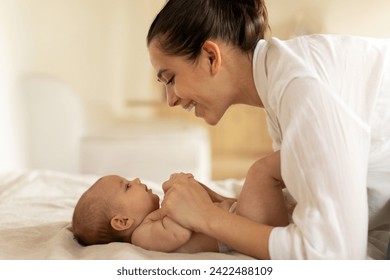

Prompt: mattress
xmin=0 ymin=170 xmax=253 ymax=260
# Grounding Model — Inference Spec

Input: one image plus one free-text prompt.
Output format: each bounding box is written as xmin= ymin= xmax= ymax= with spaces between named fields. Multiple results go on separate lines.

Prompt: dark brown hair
xmin=72 ymin=181 xmax=129 ymax=246
xmin=147 ymin=0 xmax=269 ymax=60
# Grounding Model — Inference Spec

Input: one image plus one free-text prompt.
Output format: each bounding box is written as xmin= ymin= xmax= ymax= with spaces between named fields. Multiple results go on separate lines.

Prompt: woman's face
xmin=148 ymin=40 xmax=233 ymax=125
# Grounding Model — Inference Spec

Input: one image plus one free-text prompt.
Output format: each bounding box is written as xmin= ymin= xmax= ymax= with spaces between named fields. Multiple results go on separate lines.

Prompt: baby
xmin=72 ymin=151 xmax=291 ymax=253
xmin=72 ymin=174 xmax=236 ymax=253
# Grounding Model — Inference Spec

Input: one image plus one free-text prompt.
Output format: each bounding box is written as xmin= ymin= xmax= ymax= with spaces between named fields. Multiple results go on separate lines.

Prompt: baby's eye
xmin=126 ymin=183 xmax=132 ymax=190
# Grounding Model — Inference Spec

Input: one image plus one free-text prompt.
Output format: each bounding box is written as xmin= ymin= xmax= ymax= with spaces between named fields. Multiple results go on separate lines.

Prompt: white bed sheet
xmin=0 ymin=170 xmax=253 ymax=260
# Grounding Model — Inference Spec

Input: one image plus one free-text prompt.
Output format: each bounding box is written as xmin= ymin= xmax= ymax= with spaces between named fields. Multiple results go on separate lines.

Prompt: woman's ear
xmin=110 ymin=215 xmax=135 ymax=231
xmin=202 ymin=40 xmax=221 ymax=75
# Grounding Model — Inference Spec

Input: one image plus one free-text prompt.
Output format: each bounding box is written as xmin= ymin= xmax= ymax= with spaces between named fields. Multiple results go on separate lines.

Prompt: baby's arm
xmin=131 ymin=208 xmax=192 ymax=252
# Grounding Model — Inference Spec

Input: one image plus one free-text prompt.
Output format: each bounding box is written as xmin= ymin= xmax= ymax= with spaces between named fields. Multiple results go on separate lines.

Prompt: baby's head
xmin=72 ymin=175 xmax=160 ymax=245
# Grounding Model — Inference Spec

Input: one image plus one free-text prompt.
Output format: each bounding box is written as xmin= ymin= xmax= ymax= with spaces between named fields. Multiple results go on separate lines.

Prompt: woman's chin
xmin=201 ymin=111 xmax=224 ymax=126
xmin=205 ymin=119 xmax=219 ymax=126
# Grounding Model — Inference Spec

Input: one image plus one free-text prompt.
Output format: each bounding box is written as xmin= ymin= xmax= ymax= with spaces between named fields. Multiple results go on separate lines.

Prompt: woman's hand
xmin=161 ymin=173 xmax=216 ymax=232
xmin=161 ymin=173 xmax=273 ymax=259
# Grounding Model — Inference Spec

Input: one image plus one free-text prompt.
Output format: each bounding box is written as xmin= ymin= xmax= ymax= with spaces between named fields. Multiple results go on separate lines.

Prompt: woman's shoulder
xmin=270 ymin=34 xmax=390 ymax=49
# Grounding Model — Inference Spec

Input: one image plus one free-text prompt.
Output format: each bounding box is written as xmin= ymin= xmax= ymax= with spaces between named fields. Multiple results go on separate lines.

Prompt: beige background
xmin=1 ymin=0 xmax=389 ymax=179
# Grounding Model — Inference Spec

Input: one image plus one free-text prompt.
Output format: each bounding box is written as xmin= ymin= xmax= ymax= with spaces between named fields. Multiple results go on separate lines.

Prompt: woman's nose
xmin=166 ymin=87 xmax=180 ymax=107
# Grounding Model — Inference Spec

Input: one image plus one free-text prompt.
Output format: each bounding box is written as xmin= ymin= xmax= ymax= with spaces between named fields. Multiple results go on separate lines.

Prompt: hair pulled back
xmin=147 ymin=0 xmax=269 ymax=60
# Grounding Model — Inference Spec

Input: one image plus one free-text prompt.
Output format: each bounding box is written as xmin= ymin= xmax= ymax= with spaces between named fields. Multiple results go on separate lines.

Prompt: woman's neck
xmin=228 ymin=49 xmax=263 ymax=107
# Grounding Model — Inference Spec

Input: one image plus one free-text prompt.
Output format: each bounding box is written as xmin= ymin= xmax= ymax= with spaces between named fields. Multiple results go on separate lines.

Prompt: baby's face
xmin=93 ymin=175 xmax=160 ymax=224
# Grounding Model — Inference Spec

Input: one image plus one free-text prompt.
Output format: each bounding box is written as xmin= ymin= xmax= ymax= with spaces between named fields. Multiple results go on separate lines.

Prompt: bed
xmin=0 ymin=169 xmax=254 ymax=260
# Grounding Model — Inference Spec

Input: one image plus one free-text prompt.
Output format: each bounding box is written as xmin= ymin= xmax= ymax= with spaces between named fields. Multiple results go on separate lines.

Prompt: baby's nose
xmin=133 ymin=178 xmax=141 ymax=184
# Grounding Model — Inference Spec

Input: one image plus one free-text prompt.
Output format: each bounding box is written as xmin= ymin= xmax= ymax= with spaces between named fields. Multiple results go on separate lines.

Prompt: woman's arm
xmin=131 ymin=208 xmax=192 ymax=252
xmin=161 ymin=174 xmax=273 ymax=259
xmin=271 ymin=78 xmax=370 ymax=259
xmin=204 ymin=205 xmax=274 ymax=259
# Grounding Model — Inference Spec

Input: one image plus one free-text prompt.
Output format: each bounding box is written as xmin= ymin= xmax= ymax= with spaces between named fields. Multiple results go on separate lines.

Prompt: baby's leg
xmin=235 ymin=151 xmax=289 ymax=227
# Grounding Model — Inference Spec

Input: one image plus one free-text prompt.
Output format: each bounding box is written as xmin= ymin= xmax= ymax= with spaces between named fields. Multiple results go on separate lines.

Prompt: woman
xmin=147 ymin=0 xmax=390 ymax=259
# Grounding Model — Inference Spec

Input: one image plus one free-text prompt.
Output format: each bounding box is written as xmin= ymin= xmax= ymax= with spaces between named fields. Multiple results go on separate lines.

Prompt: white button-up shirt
xmin=253 ymin=35 xmax=390 ymax=259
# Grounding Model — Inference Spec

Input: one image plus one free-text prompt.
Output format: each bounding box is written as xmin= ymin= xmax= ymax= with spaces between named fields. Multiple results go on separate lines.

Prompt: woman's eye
xmin=167 ymin=76 xmax=175 ymax=85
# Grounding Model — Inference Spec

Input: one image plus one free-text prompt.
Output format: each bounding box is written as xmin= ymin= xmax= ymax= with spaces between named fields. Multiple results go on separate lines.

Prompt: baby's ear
xmin=110 ymin=215 xmax=135 ymax=231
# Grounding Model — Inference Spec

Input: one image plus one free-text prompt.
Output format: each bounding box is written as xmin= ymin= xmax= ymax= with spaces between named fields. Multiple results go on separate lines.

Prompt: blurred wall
xmin=3 ymin=0 xmax=163 ymax=123
xmin=0 ymin=0 xmax=27 ymax=171
xmin=0 ymin=0 xmax=165 ymax=173
xmin=1 ymin=0 xmax=389 ymax=177
xmin=267 ymin=0 xmax=390 ymax=38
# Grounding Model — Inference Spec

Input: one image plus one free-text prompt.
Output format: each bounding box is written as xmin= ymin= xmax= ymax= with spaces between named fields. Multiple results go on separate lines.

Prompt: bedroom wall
xmin=0 ymin=1 xmax=28 ymax=171
xmin=4 ymin=0 xmax=164 ymax=124
xmin=267 ymin=0 xmax=390 ymax=39
xmin=0 ymin=0 xmax=165 ymax=173
xmin=1 ymin=0 xmax=389 ymax=177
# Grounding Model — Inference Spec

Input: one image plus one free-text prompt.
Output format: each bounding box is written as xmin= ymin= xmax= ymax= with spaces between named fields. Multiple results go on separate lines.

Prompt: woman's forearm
xmin=201 ymin=205 xmax=273 ymax=259
xmin=162 ymin=174 xmax=272 ymax=258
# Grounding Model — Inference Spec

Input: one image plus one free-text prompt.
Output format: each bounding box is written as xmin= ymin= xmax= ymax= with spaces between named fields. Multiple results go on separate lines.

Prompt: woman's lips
xmin=186 ymin=101 xmax=197 ymax=112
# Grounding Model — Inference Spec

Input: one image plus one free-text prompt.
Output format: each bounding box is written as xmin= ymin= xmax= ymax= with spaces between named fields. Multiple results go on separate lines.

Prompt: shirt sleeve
xmin=268 ymin=77 xmax=370 ymax=259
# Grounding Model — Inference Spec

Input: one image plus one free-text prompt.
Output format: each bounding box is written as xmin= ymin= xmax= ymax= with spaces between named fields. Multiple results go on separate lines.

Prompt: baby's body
xmin=72 ymin=174 xmax=237 ymax=253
